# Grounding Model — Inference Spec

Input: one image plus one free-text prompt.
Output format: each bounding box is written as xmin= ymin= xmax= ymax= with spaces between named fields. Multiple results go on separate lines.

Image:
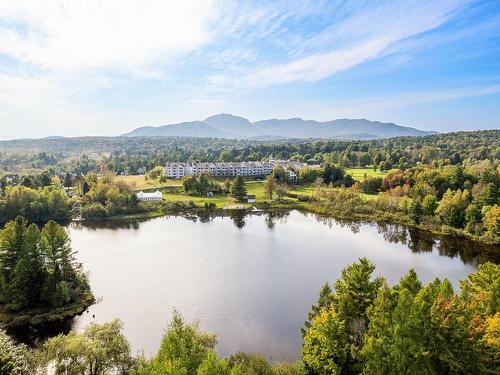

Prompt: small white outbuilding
xmin=136 ymin=190 xmax=163 ymax=201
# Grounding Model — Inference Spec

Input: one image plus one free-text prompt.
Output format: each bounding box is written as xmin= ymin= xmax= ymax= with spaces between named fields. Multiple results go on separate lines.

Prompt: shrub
xmin=80 ymin=203 xmax=108 ymax=219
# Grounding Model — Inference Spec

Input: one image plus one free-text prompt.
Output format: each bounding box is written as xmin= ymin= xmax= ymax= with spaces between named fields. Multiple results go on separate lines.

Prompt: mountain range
xmin=122 ymin=114 xmax=436 ymax=140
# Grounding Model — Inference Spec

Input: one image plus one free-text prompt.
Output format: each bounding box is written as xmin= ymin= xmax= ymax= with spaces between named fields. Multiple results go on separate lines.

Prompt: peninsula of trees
xmin=0 ymin=217 xmax=93 ymax=327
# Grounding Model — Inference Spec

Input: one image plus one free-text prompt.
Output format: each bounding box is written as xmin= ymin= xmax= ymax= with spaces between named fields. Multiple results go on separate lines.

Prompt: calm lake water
xmin=10 ymin=210 xmax=499 ymax=361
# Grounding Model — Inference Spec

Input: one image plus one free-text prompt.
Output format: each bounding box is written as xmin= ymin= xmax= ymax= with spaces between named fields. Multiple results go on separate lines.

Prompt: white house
xmin=136 ymin=190 xmax=163 ymax=201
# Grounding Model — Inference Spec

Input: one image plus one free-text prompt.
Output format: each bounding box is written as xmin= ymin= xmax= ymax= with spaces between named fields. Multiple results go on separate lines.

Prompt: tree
xmin=421 ymin=194 xmax=437 ymax=216
xmin=362 ymin=282 xmax=397 ymax=375
xmin=82 ymin=181 xmax=90 ymax=195
xmin=331 ymin=258 xmax=383 ymax=373
xmin=0 ymin=217 xmax=26 ymax=290
xmin=148 ymin=166 xmax=165 ymax=181
xmin=302 ymin=308 xmax=347 ymax=375
xmin=264 ymin=175 xmax=276 ymax=200
xmin=482 ymin=205 xmax=499 ymax=238
xmin=227 ymin=352 xmax=273 ymax=375
xmin=142 ymin=311 xmax=217 ymax=375
xmin=231 ymin=176 xmax=247 ymax=202
xmin=11 ymin=224 xmax=45 ymax=309
xmin=302 ymin=282 xmax=334 ymax=336
xmin=64 ymin=173 xmax=74 ymax=188
xmin=409 ymin=198 xmax=423 ymax=224
xmin=197 ymin=352 xmax=230 ymax=375
xmin=0 ymin=217 xmax=91 ymax=312
xmin=436 ymin=189 xmax=470 ymax=228
xmin=0 ymin=329 xmax=28 ymax=375
xmin=45 ymin=320 xmax=134 ymax=375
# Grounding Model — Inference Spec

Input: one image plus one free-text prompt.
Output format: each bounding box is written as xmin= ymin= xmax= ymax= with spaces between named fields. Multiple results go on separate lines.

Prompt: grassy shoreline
xmin=0 ymin=295 xmax=95 ymax=328
xmin=80 ymin=197 xmax=498 ymax=247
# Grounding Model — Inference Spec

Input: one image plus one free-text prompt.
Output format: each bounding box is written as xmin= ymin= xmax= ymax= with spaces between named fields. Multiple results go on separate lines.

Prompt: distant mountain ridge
xmin=122 ymin=113 xmax=436 ymax=140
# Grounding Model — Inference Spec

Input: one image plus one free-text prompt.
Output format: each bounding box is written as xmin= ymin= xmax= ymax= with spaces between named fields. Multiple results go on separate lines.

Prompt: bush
xmin=80 ymin=203 xmax=108 ymax=219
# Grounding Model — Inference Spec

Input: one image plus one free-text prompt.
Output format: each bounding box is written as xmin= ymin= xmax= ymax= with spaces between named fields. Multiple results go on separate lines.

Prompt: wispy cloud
xmin=325 ymin=84 xmax=500 ymax=114
xmin=0 ymin=0 xmax=498 ymax=138
xmin=209 ymin=0 xmax=474 ymax=89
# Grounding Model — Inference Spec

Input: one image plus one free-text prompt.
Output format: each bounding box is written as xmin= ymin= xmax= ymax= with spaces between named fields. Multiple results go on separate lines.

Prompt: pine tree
xmin=82 ymin=181 xmax=90 ymax=195
xmin=40 ymin=221 xmax=77 ymax=307
xmin=231 ymin=176 xmax=247 ymax=202
xmin=362 ymin=282 xmax=397 ymax=375
xmin=41 ymin=221 xmax=77 ymax=286
xmin=302 ymin=282 xmax=334 ymax=337
xmin=11 ymin=224 xmax=46 ymax=309
xmin=331 ymin=258 xmax=383 ymax=373
xmin=398 ymin=269 xmax=422 ymax=296
xmin=0 ymin=217 xmax=26 ymax=303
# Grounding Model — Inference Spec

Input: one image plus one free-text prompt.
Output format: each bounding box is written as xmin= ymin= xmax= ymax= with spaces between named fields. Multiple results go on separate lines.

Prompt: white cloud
xmin=0 ymin=0 xmax=217 ymax=73
xmin=209 ymin=0 xmax=473 ymax=89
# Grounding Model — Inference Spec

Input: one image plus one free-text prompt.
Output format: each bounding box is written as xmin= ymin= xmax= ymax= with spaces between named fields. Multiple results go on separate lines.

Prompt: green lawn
xmin=114 ymin=175 xmax=181 ymax=190
xmin=161 ymin=180 xmax=308 ymax=208
xmin=344 ymin=167 xmax=395 ymax=181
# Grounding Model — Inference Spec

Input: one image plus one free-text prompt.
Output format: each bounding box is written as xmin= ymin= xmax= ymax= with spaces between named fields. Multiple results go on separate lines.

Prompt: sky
xmin=0 ymin=0 xmax=499 ymax=140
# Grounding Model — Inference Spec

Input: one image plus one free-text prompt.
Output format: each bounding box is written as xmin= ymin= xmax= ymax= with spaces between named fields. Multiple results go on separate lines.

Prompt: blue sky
xmin=0 ymin=0 xmax=499 ymax=139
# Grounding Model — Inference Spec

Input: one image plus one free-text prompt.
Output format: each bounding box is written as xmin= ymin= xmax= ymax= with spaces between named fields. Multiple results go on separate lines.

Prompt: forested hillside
xmin=0 ymin=130 xmax=497 ymax=175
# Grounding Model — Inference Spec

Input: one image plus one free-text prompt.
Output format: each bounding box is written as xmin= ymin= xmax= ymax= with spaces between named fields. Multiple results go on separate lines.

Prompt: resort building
xmin=164 ymin=160 xmax=302 ymax=179
xmin=136 ymin=190 xmax=163 ymax=201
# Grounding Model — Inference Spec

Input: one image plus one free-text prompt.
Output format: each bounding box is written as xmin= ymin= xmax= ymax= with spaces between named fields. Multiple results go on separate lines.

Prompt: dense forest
xmin=0 ymin=130 xmax=497 ymax=175
xmin=0 ymin=217 xmax=93 ymax=326
xmin=1 ymin=259 xmax=498 ymax=374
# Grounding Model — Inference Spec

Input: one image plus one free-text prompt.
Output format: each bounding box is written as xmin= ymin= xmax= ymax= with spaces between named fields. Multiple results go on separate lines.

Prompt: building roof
xmin=137 ymin=190 xmax=162 ymax=198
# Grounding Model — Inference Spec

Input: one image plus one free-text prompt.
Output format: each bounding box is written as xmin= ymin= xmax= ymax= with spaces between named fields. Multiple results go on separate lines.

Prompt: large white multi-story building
xmin=164 ymin=160 xmax=303 ymax=179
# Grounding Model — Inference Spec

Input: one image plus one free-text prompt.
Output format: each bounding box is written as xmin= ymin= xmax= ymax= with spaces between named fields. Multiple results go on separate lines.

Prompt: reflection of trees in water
xmin=407 ymin=229 xmax=435 ymax=253
xmin=77 ymin=220 xmax=141 ymax=231
xmin=297 ymin=213 xmax=498 ymax=265
xmin=377 ymin=223 xmax=409 ymax=245
xmin=228 ymin=210 xmax=246 ymax=229
xmin=436 ymin=237 xmax=499 ymax=264
xmin=76 ymin=210 xmax=498 ymax=264
xmin=376 ymin=223 xmax=499 ymax=264
xmin=265 ymin=210 xmax=291 ymax=229
xmin=6 ymin=317 xmax=74 ymax=347
xmin=309 ymin=212 xmax=361 ymax=233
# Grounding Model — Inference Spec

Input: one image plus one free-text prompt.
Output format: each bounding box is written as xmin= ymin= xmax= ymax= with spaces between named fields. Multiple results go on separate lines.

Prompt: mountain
xmin=122 ymin=121 xmax=225 ymax=138
xmin=123 ymin=114 xmax=435 ymax=140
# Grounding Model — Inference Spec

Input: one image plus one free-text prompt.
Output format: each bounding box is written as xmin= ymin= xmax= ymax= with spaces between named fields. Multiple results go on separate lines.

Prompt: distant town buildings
xmin=164 ymin=160 xmax=304 ymax=179
xmin=136 ymin=190 xmax=163 ymax=201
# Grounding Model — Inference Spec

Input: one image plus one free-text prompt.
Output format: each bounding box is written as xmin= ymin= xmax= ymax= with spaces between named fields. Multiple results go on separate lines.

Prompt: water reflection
xmin=21 ymin=209 xmax=493 ymax=361
xmin=72 ymin=210 xmax=498 ymax=265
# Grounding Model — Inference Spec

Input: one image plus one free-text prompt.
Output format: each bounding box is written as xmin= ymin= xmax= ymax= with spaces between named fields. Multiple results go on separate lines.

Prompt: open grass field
xmin=114 ymin=175 xmax=182 ymax=190
xmin=344 ymin=167 xmax=395 ymax=181
xmin=117 ymin=174 xmax=376 ymax=208
xmin=161 ymin=180 xmax=308 ymax=209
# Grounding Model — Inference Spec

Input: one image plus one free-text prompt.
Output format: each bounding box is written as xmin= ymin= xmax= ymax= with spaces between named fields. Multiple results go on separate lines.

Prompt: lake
xmin=10 ymin=210 xmax=498 ymax=361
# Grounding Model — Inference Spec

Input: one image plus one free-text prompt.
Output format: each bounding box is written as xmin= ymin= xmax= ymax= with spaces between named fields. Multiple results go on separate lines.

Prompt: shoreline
xmin=76 ymin=200 xmax=499 ymax=247
xmin=0 ymin=295 xmax=95 ymax=329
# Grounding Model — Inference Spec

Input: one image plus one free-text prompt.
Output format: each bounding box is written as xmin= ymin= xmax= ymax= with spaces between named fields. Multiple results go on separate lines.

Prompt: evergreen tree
xmin=0 ymin=217 xmax=26 ymax=302
xmin=82 ymin=181 xmax=90 ymax=195
xmin=301 ymin=282 xmax=334 ymax=337
xmin=362 ymin=282 xmax=397 ymax=375
xmin=12 ymin=224 xmax=45 ymax=309
xmin=398 ymin=269 xmax=422 ymax=296
xmin=331 ymin=258 xmax=383 ymax=372
xmin=231 ymin=176 xmax=247 ymax=202
xmin=302 ymin=308 xmax=347 ymax=375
